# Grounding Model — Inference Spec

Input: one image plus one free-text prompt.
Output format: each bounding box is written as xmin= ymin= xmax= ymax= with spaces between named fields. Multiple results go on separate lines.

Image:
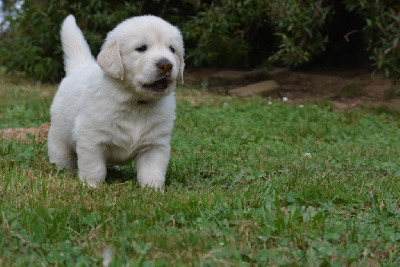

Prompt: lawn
xmin=0 ymin=72 xmax=400 ymax=266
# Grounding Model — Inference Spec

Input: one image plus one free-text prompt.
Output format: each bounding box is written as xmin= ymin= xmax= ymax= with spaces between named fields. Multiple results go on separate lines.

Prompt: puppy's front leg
xmin=135 ymin=145 xmax=170 ymax=190
xmin=77 ymin=144 xmax=107 ymax=187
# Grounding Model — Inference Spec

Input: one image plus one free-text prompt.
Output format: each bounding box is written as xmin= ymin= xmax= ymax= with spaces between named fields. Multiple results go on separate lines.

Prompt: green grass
xmin=1 ymin=73 xmax=400 ymax=266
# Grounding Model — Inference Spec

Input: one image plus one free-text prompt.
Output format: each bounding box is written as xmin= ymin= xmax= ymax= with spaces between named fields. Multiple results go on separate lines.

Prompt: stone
xmin=229 ymin=80 xmax=280 ymax=97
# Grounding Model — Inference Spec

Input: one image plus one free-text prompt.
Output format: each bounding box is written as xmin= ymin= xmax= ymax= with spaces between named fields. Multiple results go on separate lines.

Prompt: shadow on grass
xmin=106 ymin=165 xmax=136 ymax=185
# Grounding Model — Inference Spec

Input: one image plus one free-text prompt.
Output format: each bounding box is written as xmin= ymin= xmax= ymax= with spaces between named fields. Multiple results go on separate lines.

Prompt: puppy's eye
xmin=136 ymin=45 xmax=147 ymax=52
xmin=169 ymin=46 xmax=175 ymax=53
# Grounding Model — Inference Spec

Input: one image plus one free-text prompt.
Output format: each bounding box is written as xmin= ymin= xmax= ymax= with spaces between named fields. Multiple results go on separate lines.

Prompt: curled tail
xmin=61 ymin=15 xmax=95 ymax=76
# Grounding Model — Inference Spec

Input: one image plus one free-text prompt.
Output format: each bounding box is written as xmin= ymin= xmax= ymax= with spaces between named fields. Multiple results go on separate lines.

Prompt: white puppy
xmin=48 ymin=15 xmax=184 ymax=188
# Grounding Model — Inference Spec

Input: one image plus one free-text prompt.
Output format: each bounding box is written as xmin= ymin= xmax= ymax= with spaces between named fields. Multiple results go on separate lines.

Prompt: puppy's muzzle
xmin=157 ymin=59 xmax=173 ymax=76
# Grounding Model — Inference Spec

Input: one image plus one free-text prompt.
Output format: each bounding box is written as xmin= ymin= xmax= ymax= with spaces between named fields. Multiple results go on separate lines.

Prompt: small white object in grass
xmin=282 ymin=97 xmax=288 ymax=101
xmin=299 ymin=104 xmax=304 ymax=108
xmin=102 ymin=245 xmax=113 ymax=267
xmin=303 ymin=153 xmax=312 ymax=158
xmin=268 ymin=101 xmax=272 ymax=105
xmin=223 ymin=102 xmax=228 ymax=107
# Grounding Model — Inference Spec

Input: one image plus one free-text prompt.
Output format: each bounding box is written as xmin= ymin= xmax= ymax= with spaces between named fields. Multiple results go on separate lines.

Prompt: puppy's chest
xmin=105 ymin=114 xmax=165 ymax=163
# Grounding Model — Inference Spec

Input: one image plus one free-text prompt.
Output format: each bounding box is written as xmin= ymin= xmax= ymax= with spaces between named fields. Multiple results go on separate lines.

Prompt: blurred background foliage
xmin=0 ymin=0 xmax=399 ymax=83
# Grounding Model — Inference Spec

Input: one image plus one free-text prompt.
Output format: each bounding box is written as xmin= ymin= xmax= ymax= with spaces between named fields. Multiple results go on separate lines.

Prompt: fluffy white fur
xmin=48 ymin=15 xmax=184 ymax=188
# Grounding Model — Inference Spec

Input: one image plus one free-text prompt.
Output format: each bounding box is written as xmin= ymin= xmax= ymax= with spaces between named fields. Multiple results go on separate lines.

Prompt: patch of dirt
xmin=0 ymin=123 xmax=50 ymax=143
xmin=276 ymin=70 xmax=400 ymax=110
xmin=186 ymin=67 xmax=400 ymax=110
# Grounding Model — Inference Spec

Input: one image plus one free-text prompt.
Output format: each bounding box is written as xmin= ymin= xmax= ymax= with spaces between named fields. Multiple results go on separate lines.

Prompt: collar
xmin=129 ymin=99 xmax=159 ymax=105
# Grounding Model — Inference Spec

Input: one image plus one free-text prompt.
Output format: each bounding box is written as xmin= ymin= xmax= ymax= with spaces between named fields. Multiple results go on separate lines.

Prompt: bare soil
xmin=0 ymin=123 xmax=50 ymax=143
xmin=275 ymin=69 xmax=400 ymax=110
xmin=185 ymin=67 xmax=400 ymax=110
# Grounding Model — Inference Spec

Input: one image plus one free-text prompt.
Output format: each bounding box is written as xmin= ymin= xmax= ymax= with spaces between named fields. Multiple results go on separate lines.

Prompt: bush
xmin=181 ymin=0 xmax=270 ymax=67
xmin=267 ymin=0 xmax=400 ymax=83
xmin=0 ymin=0 xmax=271 ymax=81
xmin=344 ymin=0 xmax=400 ymax=83
xmin=267 ymin=0 xmax=332 ymax=67
xmin=0 ymin=0 xmax=145 ymax=82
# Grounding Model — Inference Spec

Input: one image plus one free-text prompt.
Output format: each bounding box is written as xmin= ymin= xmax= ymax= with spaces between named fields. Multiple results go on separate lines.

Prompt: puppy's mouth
xmin=143 ymin=78 xmax=168 ymax=92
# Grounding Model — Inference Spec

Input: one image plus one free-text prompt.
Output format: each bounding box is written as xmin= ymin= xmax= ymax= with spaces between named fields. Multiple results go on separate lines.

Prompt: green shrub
xmin=0 ymin=0 xmax=270 ymax=81
xmin=181 ymin=0 xmax=270 ymax=67
xmin=0 ymin=0 xmax=143 ymax=82
xmin=266 ymin=0 xmax=400 ymax=83
xmin=267 ymin=0 xmax=332 ymax=67
xmin=344 ymin=0 xmax=400 ymax=83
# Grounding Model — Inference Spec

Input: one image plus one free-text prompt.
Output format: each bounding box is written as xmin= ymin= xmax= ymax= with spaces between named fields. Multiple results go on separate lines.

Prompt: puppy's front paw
xmin=77 ymin=152 xmax=107 ymax=188
xmin=82 ymin=178 xmax=102 ymax=188
xmin=78 ymin=168 xmax=106 ymax=188
xmin=139 ymin=179 xmax=165 ymax=192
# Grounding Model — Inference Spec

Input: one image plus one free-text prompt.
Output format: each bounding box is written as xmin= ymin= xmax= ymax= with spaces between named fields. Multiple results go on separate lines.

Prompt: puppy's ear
xmin=97 ymin=40 xmax=124 ymax=80
xmin=178 ymin=57 xmax=185 ymax=84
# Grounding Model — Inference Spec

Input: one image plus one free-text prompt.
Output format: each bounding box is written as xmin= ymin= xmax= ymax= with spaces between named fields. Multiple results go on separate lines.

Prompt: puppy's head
xmin=97 ymin=15 xmax=184 ymax=98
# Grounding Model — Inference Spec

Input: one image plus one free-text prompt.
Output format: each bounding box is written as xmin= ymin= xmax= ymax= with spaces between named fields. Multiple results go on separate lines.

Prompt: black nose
xmin=157 ymin=58 xmax=173 ymax=76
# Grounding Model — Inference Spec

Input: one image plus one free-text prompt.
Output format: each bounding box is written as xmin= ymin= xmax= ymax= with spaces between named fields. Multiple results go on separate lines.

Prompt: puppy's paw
xmin=82 ymin=179 xmax=102 ymax=188
xmin=140 ymin=180 xmax=165 ymax=192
